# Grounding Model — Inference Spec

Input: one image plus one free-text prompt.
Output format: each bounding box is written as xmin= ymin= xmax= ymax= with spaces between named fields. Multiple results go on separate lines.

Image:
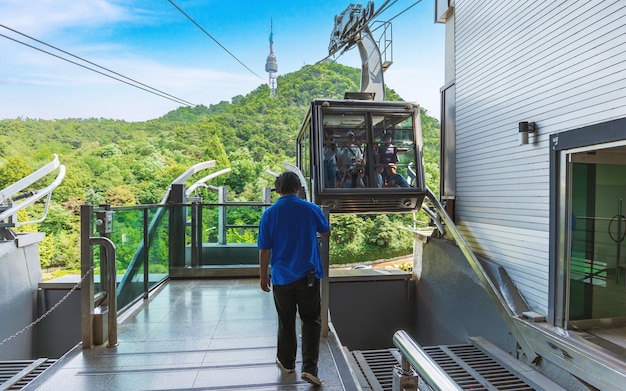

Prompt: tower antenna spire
xmin=265 ymin=19 xmax=278 ymax=97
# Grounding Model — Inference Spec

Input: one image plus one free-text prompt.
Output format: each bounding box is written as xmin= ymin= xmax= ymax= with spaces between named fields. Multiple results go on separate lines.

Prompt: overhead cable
xmin=0 ymin=25 xmax=195 ymax=107
xmin=373 ymin=0 xmax=422 ymax=31
xmin=168 ymin=0 xmax=264 ymax=80
xmin=0 ymin=30 xmax=195 ymax=106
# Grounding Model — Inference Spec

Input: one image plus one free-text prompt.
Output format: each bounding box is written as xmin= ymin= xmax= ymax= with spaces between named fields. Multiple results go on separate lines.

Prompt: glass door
xmin=566 ymin=144 xmax=626 ymax=327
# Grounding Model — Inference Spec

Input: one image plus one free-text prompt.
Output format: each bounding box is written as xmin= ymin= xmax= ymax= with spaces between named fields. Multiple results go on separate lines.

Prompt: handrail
xmin=89 ymin=237 xmax=118 ymax=347
xmin=0 ymin=163 xmax=66 ymax=226
xmin=393 ymin=330 xmax=462 ymax=391
xmin=422 ymin=187 xmax=538 ymax=362
xmin=0 ymin=154 xmax=59 ymax=205
xmin=186 ymin=168 xmax=232 ymax=196
xmin=160 ymin=160 xmax=216 ymax=204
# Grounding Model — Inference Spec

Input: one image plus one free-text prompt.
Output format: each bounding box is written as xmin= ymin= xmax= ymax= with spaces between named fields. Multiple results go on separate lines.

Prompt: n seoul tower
xmin=265 ymin=20 xmax=278 ymax=97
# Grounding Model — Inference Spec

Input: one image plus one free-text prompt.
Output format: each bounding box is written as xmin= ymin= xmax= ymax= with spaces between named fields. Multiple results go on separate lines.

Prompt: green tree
xmin=105 ymin=186 xmax=137 ymax=206
xmin=0 ymin=61 xmax=440 ymax=270
xmin=0 ymin=156 xmax=32 ymax=189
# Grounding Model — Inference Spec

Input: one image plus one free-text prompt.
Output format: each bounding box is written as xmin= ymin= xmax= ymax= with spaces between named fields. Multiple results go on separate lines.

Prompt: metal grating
xmin=423 ymin=344 xmax=535 ymax=390
xmin=352 ymin=345 xmax=537 ymax=390
xmin=0 ymin=358 xmax=57 ymax=390
xmin=351 ymin=348 xmax=401 ymax=391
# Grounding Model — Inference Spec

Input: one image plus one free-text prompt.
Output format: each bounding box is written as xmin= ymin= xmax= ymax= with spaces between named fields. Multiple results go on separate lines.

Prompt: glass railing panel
xmin=108 ymin=208 xmax=145 ymax=275
xmin=199 ymin=204 xmax=219 ymax=244
xmin=89 ymin=202 xmax=267 ymax=311
xmin=222 ymin=204 xmax=262 ymax=243
xmin=185 ymin=203 xmax=266 ymax=268
xmin=147 ymin=206 xmax=169 ymax=289
xmin=108 ymin=207 xmax=148 ymax=310
xmin=101 ymin=204 xmax=171 ymax=311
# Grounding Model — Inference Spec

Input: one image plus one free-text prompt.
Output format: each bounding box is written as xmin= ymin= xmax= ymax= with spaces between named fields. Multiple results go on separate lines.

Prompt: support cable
xmin=168 ymin=0 xmax=264 ymax=80
xmin=0 ymin=24 xmax=195 ymax=107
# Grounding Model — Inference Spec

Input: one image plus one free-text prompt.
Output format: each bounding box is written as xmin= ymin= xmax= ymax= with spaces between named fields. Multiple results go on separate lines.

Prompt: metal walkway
xmin=20 ymin=278 xmax=358 ymax=390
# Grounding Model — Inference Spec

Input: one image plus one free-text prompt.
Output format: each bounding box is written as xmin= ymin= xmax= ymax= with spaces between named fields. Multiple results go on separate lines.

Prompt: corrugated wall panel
xmin=453 ymin=0 xmax=626 ymax=315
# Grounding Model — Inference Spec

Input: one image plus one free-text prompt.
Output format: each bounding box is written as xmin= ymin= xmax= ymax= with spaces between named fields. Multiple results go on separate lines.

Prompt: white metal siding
xmin=453 ymin=0 xmax=626 ymax=315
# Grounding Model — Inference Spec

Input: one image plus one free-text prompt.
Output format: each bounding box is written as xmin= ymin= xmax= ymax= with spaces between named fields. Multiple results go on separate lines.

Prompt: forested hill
xmin=0 ymin=61 xmax=440 ymax=269
xmin=1 ymin=61 xmax=440 ymax=206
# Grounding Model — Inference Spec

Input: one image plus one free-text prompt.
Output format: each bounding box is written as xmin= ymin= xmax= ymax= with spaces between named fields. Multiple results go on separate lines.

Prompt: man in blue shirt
xmin=258 ymin=171 xmax=331 ymax=386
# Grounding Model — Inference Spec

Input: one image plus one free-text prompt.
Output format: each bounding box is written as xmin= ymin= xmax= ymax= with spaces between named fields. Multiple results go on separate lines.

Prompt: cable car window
xmin=319 ymin=109 xmax=417 ymax=190
xmin=300 ymin=121 xmax=311 ymax=182
xmin=321 ymin=113 xmax=366 ymax=189
xmin=373 ymin=114 xmax=417 ymax=188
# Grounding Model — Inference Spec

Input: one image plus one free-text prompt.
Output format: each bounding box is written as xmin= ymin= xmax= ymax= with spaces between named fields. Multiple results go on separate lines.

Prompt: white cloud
xmin=0 ymin=1 xmax=132 ymax=35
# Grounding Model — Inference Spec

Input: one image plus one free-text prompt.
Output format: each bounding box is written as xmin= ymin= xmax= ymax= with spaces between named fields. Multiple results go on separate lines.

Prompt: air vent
xmin=321 ymin=195 xmax=421 ymax=214
xmin=351 ymin=349 xmax=399 ymax=390
xmin=0 ymin=358 xmax=57 ymax=390
xmin=423 ymin=344 xmax=535 ymax=390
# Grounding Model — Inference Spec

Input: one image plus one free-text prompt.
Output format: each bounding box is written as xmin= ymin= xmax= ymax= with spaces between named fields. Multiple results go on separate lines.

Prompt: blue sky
xmin=0 ymin=1 xmax=444 ymax=121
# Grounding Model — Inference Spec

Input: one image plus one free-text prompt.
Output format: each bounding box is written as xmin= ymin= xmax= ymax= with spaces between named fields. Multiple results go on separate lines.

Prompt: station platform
xmin=29 ymin=278 xmax=358 ymax=390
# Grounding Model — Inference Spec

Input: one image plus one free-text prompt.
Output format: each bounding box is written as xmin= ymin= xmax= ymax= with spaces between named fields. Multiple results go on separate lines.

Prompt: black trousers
xmin=272 ymin=276 xmax=321 ymax=375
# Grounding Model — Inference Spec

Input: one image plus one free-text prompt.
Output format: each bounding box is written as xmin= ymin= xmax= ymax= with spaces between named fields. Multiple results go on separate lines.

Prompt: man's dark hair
xmin=275 ymin=171 xmax=301 ymax=195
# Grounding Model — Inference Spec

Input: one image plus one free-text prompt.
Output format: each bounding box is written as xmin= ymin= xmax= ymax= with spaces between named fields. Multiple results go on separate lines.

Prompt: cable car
xmin=296 ymin=97 xmax=426 ymax=214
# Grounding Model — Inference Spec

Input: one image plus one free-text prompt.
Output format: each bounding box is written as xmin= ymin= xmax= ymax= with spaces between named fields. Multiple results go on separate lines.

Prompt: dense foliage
xmin=0 ymin=61 xmax=440 ymax=269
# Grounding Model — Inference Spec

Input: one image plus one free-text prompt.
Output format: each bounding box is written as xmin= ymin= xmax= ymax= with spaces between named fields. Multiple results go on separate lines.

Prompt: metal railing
xmin=0 ymin=154 xmax=66 ymax=234
xmin=79 ymin=200 xmax=331 ymax=349
xmin=87 ymin=237 xmax=118 ymax=348
xmin=392 ymin=330 xmax=462 ymax=391
xmin=422 ymin=187 xmax=538 ymax=363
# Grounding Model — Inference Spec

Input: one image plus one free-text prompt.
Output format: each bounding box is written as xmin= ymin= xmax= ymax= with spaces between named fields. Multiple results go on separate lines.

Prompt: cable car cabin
xmin=297 ymin=99 xmax=426 ymax=214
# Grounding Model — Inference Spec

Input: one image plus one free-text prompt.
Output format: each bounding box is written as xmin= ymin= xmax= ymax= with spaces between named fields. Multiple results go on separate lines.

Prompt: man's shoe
xmin=275 ymin=357 xmax=295 ymax=373
xmin=301 ymin=372 xmax=322 ymax=386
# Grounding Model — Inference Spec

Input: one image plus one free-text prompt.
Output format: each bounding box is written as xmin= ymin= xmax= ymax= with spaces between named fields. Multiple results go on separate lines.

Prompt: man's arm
xmin=398 ymin=174 xmax=410 ymax=188
xmin=259 ymin=249 xmax=271 ymax=292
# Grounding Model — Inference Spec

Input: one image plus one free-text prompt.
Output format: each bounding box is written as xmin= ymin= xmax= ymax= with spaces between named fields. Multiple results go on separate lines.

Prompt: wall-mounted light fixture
xmin=519 ymin=121 xmax=536 ymax=145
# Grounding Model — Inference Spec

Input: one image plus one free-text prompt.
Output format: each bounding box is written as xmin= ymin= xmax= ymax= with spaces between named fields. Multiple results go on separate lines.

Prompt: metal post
xmin=320 ymin=206 xmax=330 ymax=337
xmin=218 ymin=186 xmax=227 ymax=245
xmin=89 ymin=237 xmax=118 ymax=347
xmin=168 ymin=184 xmax=186 ymax=268
xmin=617 ymin=199 xmax=623 ymax=284
xmin=262 ymin=187 xmax=272 ymax=204
xmin=198 ymin=202 xmax=204 ymax=266
xmin=80 ymin=205 xmax=94 ymax=349
xmin=143 ymin=208 xmax=149 ymax=299
xmin=190 ymin=201 xmax=198 ymax=267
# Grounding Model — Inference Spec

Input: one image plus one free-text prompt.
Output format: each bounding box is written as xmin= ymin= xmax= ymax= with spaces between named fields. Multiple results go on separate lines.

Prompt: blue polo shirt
xmin=257 ymin=194 xmax=330 ymax=285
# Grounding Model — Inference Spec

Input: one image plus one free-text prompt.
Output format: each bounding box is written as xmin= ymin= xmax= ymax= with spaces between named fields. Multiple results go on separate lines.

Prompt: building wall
xmin=0 ymin=234 xmax=43 ymax=360
xmin=451 ymin=0 xmax=626 ymax=315
xmin=413 ymin=236 xmax=515 ymax=352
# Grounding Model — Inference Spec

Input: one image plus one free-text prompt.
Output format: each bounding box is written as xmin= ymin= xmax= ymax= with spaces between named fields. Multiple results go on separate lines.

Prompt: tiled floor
xmin=33 ymin=279 xmax=354 ymax=390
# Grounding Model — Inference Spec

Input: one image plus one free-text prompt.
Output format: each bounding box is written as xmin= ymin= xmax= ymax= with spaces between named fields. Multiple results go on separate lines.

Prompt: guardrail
xmin=87 ymin=237 xmax=118 ymax=348
xmin=422 ymin=187 xmax=538 ymax=363
xmin=392 ymin=330 xmax=462 ymax=391
xmin=0 ymin=154 xmax=66 ymax=230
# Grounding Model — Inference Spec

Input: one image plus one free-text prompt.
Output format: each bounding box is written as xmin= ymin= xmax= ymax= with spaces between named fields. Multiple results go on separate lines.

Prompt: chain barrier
xmin=0 ymin=266 xmax=95 ymax=348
